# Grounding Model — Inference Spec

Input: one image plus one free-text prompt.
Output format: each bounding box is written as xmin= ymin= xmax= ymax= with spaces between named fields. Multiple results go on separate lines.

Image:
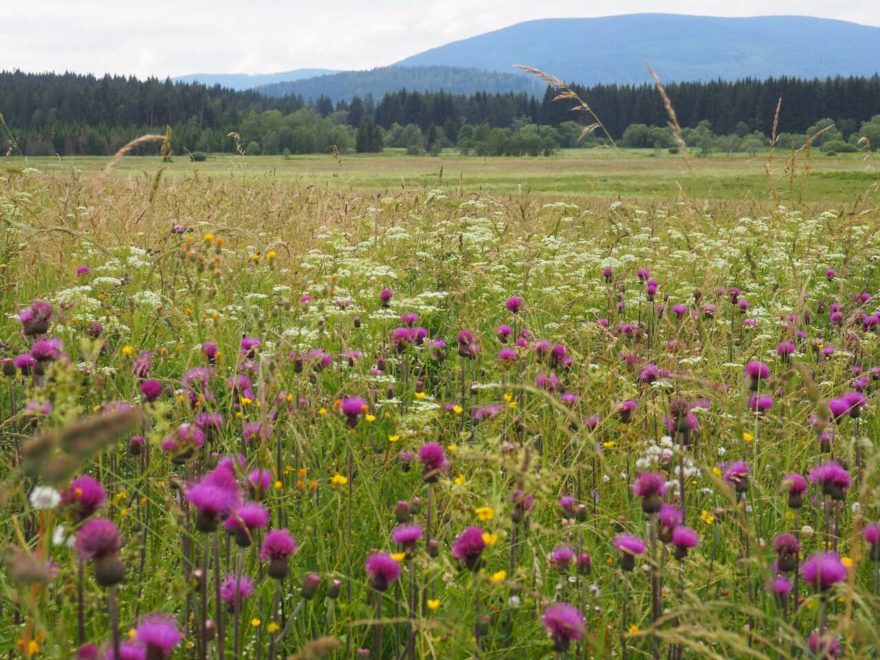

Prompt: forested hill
xmin=396 ymin=15 xmax=880 ymax=84
xmin=254 ymin=66 xmax=541 ymax=100
xmin=3 ymin=70 xmax=880 ymax=156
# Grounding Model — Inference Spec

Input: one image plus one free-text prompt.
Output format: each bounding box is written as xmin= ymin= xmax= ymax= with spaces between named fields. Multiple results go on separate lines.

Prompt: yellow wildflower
xmin=391 ymin=552 xmax=406 ymax=562
xmin=365 ymin=414 xmax=377 ymax=423
xmin=266 ymin=250 xmax=277 ymax=261
xmin=121 ymin=345 xmax=134 ymax=357
xmin=489 ymin=570 xmax=507 ymax=583
xmin=454 ymin=474 xmax=466 ymax=486
xmin=202 ymin=233 xmax=214 ymax=242
xmin=628 ymin=624 xmax=640 ymax=635
xmin=602 ymin=441 xmax=616 ymax=449
xmin=427 ymin=599 xmax=440 ymax=610
xmin=389 ymin=434 xmax=401 ymax=443
xmin=273 ymin=480 xmax=283 ymax=490
xmin=251 ymin=618 xmax=261 ymax=627
xmin=481 ymin=532 xmax=498 ymax=547
xmin=742 ymin=432 xmax=754 ymax=442
xmin=474 ymin=506 xmax=494 ymax=522
xmin=700 ymin=510 xmax=715 ymax=525
xmin=330 ymin=473 xmax=348 ymax=487
xmin=452 ymin=404 xmax=463 ymax=414
xmin=267 ymin=622 xmax=280 ymax=633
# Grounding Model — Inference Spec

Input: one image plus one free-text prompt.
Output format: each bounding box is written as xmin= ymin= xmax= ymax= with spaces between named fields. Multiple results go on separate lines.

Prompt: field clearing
xmin=10 ymin=148 xmax=880 ymax=204
xmin=1 ymin=151 xmax=880 ymax=658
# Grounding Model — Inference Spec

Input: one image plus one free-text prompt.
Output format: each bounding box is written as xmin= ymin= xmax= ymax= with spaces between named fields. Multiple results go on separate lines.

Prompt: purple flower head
xmin=633 ymin=472 xmax=667 ymax=513
xmin=748 ymin=394 xmax=774 ymax=414
xmin=140 ymin=379 xmax=162 ymax=403
xmin=220 ymin=575 xmax=254 ymax=611
xmin=864 ymin=523 xmax=880 ymax=546
xmin=616 ymin=399 xmax=638 ymax=424
xmin=185 ymin=479 xmax=240 ymax=531
xmin=536 ymin=372 xmax=560 ymax=392
xmin=559 ymin=495 xmax=577 ymax=516
xmin=658 ymin=505 xmax=683 ymax=531
xmin=19 ymin=300 xmax=53 ymax=336
xmin=160 ymin=423 xmax=205 ymax=456
xmin=767 ymin=576 xmax=792 ymax=603
xmin=773 ymin=533 xmax=801 ymax=572
xmin=801 ymin=552 xmax=848 ymax=591
xmin=227 ymin=374 xmax=253 ymax=399
xmin=239 ymin=336 xmax=260 ymax=359
xmin=497 ymin=347 xmax=518 ymax=363
xmin=505 ymin=296 xmax=523 ymax=314
xmin=365 ymin=552 xmax=401 ymax=591
xmin=639 ymin=363 xmax=661 ymax=383
xmin=671 ymin=526 xmax=699 ymax=559
xmin=496 ymin=324 xmax=513 ymax=342
xmin=783 ymin=473 xmax=808 ymax=508
xmin=808 ymin=461 xmax=851 ymax=500
xmin=777 ymin=340 xmax=796 ymax=358
xmin=542 ymin=603 xmax=585 ymax=651
xmin=260 ymin=528 xmax=298 ymax=579
xmin=340 ymin=396 xmax=368 ymax=428
xmin=132 ymin=352 xmax=153 ymax=378
xmin=473 ymin=403 xmax=504 ymax=421
xmin=194 ymin=411 xmax=224 ymax=433
xmin=75 ymin=517 xmax=122 ymax=560
xmin=202 ymin=341 xmax=218 ymax=363
xmin=134 ymin=614 xmax=182 ymax=658
xmin=391 ymin=524 xmax=423 ymax=550
xmin=104 ymin=642 xmax=147 ymax=659
xmin=744 ymin=361 xmax=771 ymax=386
xmin=843 ymin=391 xmax=867 ymax=418
xmin=30 ymin=338 xmax=63 ymax=362
xmin=400 ymin=312 xmax=419 ymax=327
xmin=451 ymin=526 xmax=487 ymax=570
xmin=601 ymin=266 xmax=613 ymax=282
xmin=224 ymin=502 xmax=270 ymax=545
xmin=807 ymin=630 xmax=841 ymax=658
xmin=76 ymin=265 xmax=92 ymax=276
xmin=62 ymin=475 xmax=106 ymax=520
xmin=671 ymin=303 xmax=688 ymax=318
xmin=614 ymin=533 xmax=646 ymax=555
xmin=827 ymin=398 xmax=850 ymax=421
xmin=636 ymin=267 xmax=650 ymax=281
xmin=456 ymin=330 xmax=480 ymax=359
xmin=247 ymin=468 xmax=273 ymax=497
xmin=723 ymin=461 xmax=751 ymax=493
xmin=549 ymin=546 xmax=576 ymax=571
xmin=418 ymin=443 xmax=448 ymax=482
xmin=380 ymin=288 xmax=393 ymax=306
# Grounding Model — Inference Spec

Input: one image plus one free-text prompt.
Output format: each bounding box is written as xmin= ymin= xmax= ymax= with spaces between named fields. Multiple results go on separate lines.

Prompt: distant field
xmin=9 ymin=148 xmax=879 ymax=204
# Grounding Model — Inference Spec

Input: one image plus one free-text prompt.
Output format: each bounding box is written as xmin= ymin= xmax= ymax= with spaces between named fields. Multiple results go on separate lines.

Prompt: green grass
xmin=8 ymin=148 xmax=879 ymax=204
xmin=0 ymin=156 xmax=879 ymax=658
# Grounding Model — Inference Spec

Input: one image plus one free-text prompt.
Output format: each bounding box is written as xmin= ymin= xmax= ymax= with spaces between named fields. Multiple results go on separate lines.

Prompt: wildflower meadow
xmin=1 ymin=165 xmax=879 ymax=659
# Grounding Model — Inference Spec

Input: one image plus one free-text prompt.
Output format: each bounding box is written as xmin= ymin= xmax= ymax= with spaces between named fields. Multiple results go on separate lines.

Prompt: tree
xmin=355 ymin=118 xmax=383 ymax=153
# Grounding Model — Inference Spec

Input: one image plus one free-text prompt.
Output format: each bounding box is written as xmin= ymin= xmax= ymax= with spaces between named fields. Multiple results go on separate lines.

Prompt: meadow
xmin=0 ymin=147 xmax=879 ymax=659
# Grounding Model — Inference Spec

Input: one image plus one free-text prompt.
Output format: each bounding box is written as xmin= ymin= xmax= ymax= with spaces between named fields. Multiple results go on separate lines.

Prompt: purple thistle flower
xmin=748 ymin=394 xmax=774 ymax=414
xmin=340 ymin=396 xmax=368 ymax=428
xmin=616 ymin=399 xmax=638 ymax=424
xmin=744 ymin=361 xmax=771 ymax=389
xmin=246 ymin=468 xmax=273 ymax=497
xmin=18 ymin=300 xmax=53 ymax=336
xmin=497 ymin=347 xmax=518 ymax=363
xmin=260 ymin=529 xmax=298 ymax=579
xmin=671 ymin=303 xmax=688 ymax=318
xmin=827 ymin=397 xmax=850 ymax=421
xmin=723 ymin=461 xmax=751 ymax=493
xmin=418 ymin=443 xmax=448 ymax=482
xmin=219 ymin=575 xmax=254 ymax=611
xmin=202 ymin=341 xmax=218 ymax=363
xmin=456 ymin=330 xmax=480 ymax=359
xmin=224 ymin=502 xmax=270 ymax=546
xmin=542 ymin=602 xmax=585 ymax=652
xmin=505 ymin=296 xmax=523 ymax=313
xmin=62 ymin=475 xmax=106 ymax=520
xmin=240 ymin=336 xmax=261 ymax=358
xmin=633 ymin=472 xmax=667 ymax=513
xmin=773 ymin=533 xmax=801 ymax=572
xmin=365 ymin=552 xmax=401 ymax=591
xmin=614 ymin=533 xmax=646 ymax=571
xmin=391 ymin=524 xmax=423 ymax=551
xmin=194 ymin=411 xmax=224 ymax=433
xmin=451 ymin=526 xmax=486 ymax=570
xmin=496 ymin=324 xmax=513 ymax=342
xmin=807 ymin=630 xmax=841 ymax=658
xmin=777 ymin=340 xmax=796 ymax=359
xmin=185 ymin=479 xmax=240 ymax=532
xmin=767 ymin=576 xmax=792 ymax=604
xmin=658 ymin=505 xmax=683 ymax=538
xmin=75 ymin=517 xmax=121 ymax=560
xmin=14 ymin=353 xmax=36 ymax=375
xmin=160 ymin=423 xmax=205 ymax=456
xmin=535 ymin=372 xmax=560 ymax=392
xmin=379 ymin=288 xmax=393 ymax=307
xmin=549 ymin=546 xmax=576 ymax=571
xmin=801 ymin=552 xmax=848 ymax=591
xmin=808 ymin=461 xmax=851 ymax=500
xmin=783 ymin=473 xmax=808 ymax=508
xmin=139 ymin=379 xmax=162 ymax=403
xmin=76 ymin=266 xmax=91 ymax=276
xmin=602 ymin=267 xmax=613 ymax=282
xmin=132 ymin=352 xmax=153 ymax=378
xmin=134 ymin=614 xmax=182 ymax=658
xmin=843 ymin=391 xmax=867 ymax=418
xmin=636 ymin=267 xmax=650 ymax=281
xmin=639 ymin=363 xmax=661 ymax=383
xmin=671 ymin=526 xmax=699 ymax=559
xmin=865 ymin=523 xmax=880 ymax=561
xmin=30 ymin=338 xmax=63 ymax=362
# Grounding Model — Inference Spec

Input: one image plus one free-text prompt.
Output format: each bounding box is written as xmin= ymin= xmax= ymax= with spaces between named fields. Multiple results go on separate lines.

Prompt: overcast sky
xmin=3 ymin=0 xmax=879 ymax=78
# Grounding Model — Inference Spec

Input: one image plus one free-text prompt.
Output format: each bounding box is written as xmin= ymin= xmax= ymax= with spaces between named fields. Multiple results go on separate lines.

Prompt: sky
xmin=2 ymin=0 xmax=879 ymax=78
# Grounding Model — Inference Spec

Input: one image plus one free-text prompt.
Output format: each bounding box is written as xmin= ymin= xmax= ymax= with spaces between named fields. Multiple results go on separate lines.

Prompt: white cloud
xmin=2 ymin=0 xmax=878 ymax=77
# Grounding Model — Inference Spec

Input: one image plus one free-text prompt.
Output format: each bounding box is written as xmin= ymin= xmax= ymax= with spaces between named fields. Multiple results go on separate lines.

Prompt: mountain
xmin=255 ymin=65 xmax=541 ymax=101
xmin=395 ymin=14 xmax=880 ymax=85
xmin=173 ymin=69 xmax=336 ymax=91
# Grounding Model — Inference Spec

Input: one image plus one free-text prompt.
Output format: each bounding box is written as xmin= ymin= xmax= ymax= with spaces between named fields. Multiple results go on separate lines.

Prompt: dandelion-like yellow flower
xmin=447 ymin=443 xmax=458 ymax=453
xmin=711 ymin=466 xmax=722 ymax=477
xmin=389 ymin=435 xmax=400 ymax=443
xmin=602 ymin=441 xmax=616 ymax=449
xmin=318 ymin=407 xmax=328 ymax=416
xmin=700 ymin=510 xmax=715 ymax=525
xmin=121 ymin=345 xmax=134 ymax=357
xmin=489 ymin=570 xmax=507 ymax=583
xmin=250 ymin=618 xmax=261 ymax=627
xmin=841 ymin=556 xmax=854 ymax=569
xmin=454 ymin=474 xmax=466 ymax=486
xmin=742 ymin=432 xmax=754 ymax=442
xmin=481 ymin=532 xmax=498 ymax=546
xmin=391 ymin=552 xmax=406 ymax=562
xmin=273 ymin=480 xmax=283 ymax=490
xmin=427 ymin=599 xmax=440 ymax=610
xmin=628 ymin=624 xmax=640 ymax=635
xmin=502 ymin=392 xmax=513 ymax=402
xmin=414 ymin=391 xmax=426 ymax=399
xmin=266 ymin=250 xmax=277 ymax=261
xmin=330 ymin=473 xmax=348 ymax=486
xmin=365 ymin=414 xmax=377 ymax=423
xmin=267 ymin=622 xmax=280 ymax=633
xmin=452 ymin=405 xmax=463 ymax=415
xmin=203 ymin=233 xmax=214 ymax=242
xmin=474 ymin=506 xmax=494 ymax=522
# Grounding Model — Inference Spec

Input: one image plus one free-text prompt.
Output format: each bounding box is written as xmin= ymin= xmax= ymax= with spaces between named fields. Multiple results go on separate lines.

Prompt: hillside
xmin=255 ymin=65 xmax=541 ymax=101
xmin=173 ymin=69 xmax=336 ymax=91
xmin=395 ymin=14 xmax=880 ymax=84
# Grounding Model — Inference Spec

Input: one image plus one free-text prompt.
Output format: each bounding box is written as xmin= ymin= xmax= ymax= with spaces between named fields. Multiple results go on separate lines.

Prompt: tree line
xmin=2 ymin=70 xmax=880 ymax=156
